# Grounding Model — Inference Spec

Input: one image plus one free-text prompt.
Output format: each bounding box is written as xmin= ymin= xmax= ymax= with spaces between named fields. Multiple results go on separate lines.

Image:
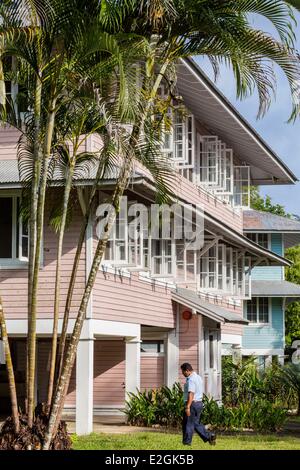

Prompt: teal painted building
xmin=242 ymin=210 xmax=300 ymax=364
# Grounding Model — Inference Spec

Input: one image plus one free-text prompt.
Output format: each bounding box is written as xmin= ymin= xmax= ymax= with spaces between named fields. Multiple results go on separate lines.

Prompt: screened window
xmin=246 ymin=233 xmax=269 ymax=249
xmin=140 ymin=341 xmax=164 ymax=354
xmin=246 ymin=298 xmax=269 ymax=323
xmin=0 ymin=196 xmax=28 ymax=263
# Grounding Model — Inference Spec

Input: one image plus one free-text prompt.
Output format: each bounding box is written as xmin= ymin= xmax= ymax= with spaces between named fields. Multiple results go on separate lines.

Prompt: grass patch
xmin=72 ymin=432 xmax=300 ymax=450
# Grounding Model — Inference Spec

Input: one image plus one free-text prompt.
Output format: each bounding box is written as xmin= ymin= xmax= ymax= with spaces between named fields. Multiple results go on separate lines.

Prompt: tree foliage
xmin=285 ymin=246 xmax=300 ymax=345
xmin=250 ymin=186 xmax=288 ymax=216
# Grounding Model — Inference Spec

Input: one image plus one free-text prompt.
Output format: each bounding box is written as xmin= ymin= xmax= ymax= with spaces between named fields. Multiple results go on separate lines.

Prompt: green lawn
xmin=72 ymin=432 xmax=300 ymax=450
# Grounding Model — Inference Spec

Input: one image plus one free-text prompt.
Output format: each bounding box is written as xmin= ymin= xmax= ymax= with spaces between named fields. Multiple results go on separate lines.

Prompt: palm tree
xmin=1 ymin=0 xmax=300 ymax=449
xmin=43 ymin=0 xmax=300 ymax=448
xmin=46 ymin=101 xmax=111 ymax=407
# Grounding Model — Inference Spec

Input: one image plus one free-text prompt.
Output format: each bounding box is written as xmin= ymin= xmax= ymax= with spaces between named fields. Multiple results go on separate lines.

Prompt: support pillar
xmin=125 ymin=337 xmax=141 ymax=396
xmin=232 ymin=345 xmax=242 ymax=364
xmin=166 ymin=328 xmax=179 ymax=387
xmin=265 ymin=355 xmax=272 ymax=368
xmin=76 ymin=338 xmax=94 ymax=435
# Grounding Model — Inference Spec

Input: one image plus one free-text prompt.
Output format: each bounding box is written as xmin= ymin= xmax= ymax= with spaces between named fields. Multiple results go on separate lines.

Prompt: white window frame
xmin=199 ymin=244 xmax=218 ymax=291
xmin=231 ymin=166 xmax=251 ymax=208
xmin=150 ymin=238 xmax=175 ymax=278
xmin=103 ymin=213 xmax=129 ymax=265
xmin=140 ymin=340 xmax=165 ymax=357
xmin=197 ymin=135 xmax=220 ymax=187
xmin=0 ymin=194 xmax=29 ymax=268
xmin=161 ymin=107 xmax=195 ymax=168
xmin=198 ymin=242 xmax=249 ymax=299
xmin=214 ymin=145 xmax=233 ymax=195
xmin=245 ymin=297 xmax=271 ymax=325
xmin=174 ymin=242 xmax=197 ymax=284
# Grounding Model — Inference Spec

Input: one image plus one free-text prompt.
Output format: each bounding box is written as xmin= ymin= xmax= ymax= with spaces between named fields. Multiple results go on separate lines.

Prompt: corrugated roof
xmin=243 ymin=209 xmax=300 ymax=232
xmin=251 ymin=280 xmax=300 ymax=298
xmin=0 ymin=159 xmax=142 ymax=186
xmin=172 ymin=288 xmax=248 ymax=324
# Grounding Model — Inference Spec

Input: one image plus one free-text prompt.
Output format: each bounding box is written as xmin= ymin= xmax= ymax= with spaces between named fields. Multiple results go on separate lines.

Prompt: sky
xmin=196 ymin=11 xmax=300 ymax=215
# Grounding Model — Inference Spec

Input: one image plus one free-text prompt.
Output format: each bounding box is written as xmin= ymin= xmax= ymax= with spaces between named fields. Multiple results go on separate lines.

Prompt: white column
xmin=76 ymin=338 xmax=94 ymax=435
xmin=232 ymin=345 xmax=242 ymax=364
xmin=198 ymin=315 xmax=205 ymax=376
xmin=265 ymin=355 xmax=272 ymax=368
xmin=278 ymin=355 xmax=285 ymax=366
xmin=165 ymin=329 xmax=179 ymax=387
xmin=125 ymin=337 xmax=141 ymax=396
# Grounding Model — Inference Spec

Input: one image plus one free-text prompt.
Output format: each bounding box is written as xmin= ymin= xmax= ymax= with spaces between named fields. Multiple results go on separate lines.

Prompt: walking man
xmin=181 ymin=362 xmax=216 ymax=446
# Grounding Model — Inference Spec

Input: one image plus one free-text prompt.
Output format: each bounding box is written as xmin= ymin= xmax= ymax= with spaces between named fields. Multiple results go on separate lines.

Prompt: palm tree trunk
xmin=0 ymin=297 xmax=19 ymax=433
xmin=27 ymin=96 xmax=57 ymax=427
xmin=47 ymin=163 xmax=75 ymax=408
xmin=56 ymin=152 xmax=110 ymax=379
xmin=43 ymin=179 xmax=125 ymax=449
xmin=26 ymin=72 xmax=42 ymax=414
xmin=43 ymin=61 xmax=169 ymax=448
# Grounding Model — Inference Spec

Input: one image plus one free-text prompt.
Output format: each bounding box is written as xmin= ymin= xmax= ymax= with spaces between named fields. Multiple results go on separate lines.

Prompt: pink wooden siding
xmin=0 ymin=127 xmax=20 ymax=160
xmin=0 ymin=196 xmax=86 ymax=320
xmin=37 ymin=340 xmax=76 ymax=405
xmin=140 ymin=355 xmax=165 ymax=391
xmin=93 ymin=269 xmax=175 ymax=328
xmin=221 ymin=304 xmax=244 ymax=336
xmin=178 ymin=307 xmax=199 ymax=384
xmin=94 ymin=340 xmax=125 ymax=406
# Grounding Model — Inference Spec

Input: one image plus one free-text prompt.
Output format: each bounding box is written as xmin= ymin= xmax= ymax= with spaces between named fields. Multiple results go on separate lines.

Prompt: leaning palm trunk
xmin=0 ymin=298 xmax=19 ymax=433
xmin=44 ymin=158 xmax=132 ymax=449
xmin=27 ymin=97 xmax=57 ymax=426
xmin=43 ymin=62 xmax=169 ymax=448
xmin=56 ymin=147 xmax=111 ymax=379
xmin=47 ymin=163 xmax=75 ymax=407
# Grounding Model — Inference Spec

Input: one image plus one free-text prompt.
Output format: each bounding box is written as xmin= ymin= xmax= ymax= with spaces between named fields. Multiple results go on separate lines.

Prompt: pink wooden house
xmin=0 ymin=58 xmax=296 ymax=434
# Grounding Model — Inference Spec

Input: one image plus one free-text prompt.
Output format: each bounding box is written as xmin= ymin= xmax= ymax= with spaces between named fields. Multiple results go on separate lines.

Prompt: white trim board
xmin=6 ymin=318 xmax=140 ymax=339
xmin=241 ymin=349 xmax=284 ymax=356
xmin=221 ymin=334 xmax=242 ymax=346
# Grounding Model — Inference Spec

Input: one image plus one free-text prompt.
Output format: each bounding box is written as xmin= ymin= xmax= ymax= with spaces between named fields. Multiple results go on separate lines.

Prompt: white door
xmin=203 ymin=329 xmax=221 ymax=400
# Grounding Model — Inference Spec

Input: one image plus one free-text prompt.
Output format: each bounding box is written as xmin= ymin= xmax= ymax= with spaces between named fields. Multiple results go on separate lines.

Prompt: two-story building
xmin=0 ymin=58 xmax=299 ymax=434
xmin=242 ymin=210 xmax=300 ymax=365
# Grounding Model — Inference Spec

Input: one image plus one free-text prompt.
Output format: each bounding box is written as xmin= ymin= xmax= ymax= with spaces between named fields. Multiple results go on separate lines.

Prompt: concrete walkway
xmin=66 ymin=422 xmax=162 ymax=434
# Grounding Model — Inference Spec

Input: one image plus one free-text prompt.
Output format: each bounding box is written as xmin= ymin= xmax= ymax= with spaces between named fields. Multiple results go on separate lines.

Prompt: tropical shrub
xmin=125 ymin=384 xmax=287 ymax=431
xmin=202 ymin=396 xmax=287 ymax=432
xmin=124 ymin=383 xmax=184 ymax=428
xmin=279 ymin=364 xmax=300 ymax=415
xmin=222 ymin=356 xmax=297 ymax=410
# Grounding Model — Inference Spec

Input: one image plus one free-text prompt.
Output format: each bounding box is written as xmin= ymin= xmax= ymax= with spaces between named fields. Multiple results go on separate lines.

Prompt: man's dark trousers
xmin=182 ymin=401 xmax=211 ymax=445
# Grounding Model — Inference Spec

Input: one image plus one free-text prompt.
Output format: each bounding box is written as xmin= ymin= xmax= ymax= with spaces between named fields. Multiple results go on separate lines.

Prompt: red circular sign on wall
xmin=182 ymin=310 xmax=192 ymax=320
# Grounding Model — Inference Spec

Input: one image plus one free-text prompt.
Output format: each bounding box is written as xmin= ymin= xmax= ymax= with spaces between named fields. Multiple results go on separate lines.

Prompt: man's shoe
xmin=208 ymin=433 xmax=216 ymax=446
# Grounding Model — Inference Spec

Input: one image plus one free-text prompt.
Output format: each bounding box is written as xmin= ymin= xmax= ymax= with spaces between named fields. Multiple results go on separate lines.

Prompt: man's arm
xmin=185 ymin=391 xmax=194 ymax=417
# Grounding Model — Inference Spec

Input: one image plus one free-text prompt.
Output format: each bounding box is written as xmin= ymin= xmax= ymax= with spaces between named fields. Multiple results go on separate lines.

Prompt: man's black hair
xmin=180 ymin=362 xmax=193 ymax=372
